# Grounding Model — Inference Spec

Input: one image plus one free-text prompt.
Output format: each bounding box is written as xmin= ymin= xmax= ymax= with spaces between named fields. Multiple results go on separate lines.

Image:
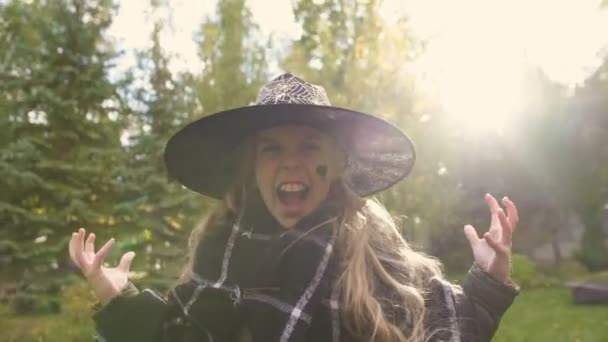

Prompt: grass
xmin=494 ymin=287 xmax=608 ymax=342
xmin=1 ymin=284 xmax=607 ymax=341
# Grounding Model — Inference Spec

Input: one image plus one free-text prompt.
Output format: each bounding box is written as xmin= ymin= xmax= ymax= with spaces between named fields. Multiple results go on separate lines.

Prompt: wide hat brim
xmin=164 ymin=103 xmax=415 ymax=199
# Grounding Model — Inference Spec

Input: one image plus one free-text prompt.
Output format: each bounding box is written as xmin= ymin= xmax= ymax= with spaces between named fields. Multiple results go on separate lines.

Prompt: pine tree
xmin=283 ymin=0 xmax=463 ymax=255
xmin=193 ymin=0 xmax=268 ymax=116
xmin=109 ymin=0 xmax=271 ymax=289
xmin=111 ymin=3 xmax=211 ymax=288
xmin=568 ymin=59 xmax=608 ymax=270
xmin=0 ymin=0 xmax=128 ymax=311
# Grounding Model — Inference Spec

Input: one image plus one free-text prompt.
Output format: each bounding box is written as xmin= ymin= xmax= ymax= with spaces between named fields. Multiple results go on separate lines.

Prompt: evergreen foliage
xmin=0 ymin=0 xmax=127 ymax=282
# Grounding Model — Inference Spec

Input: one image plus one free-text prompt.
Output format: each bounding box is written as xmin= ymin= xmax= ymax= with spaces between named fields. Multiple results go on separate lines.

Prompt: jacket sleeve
xmin=91 ymin=281 xmax=214 ymax=342
xmin=452 ymin=263 xmax=520 ymax=342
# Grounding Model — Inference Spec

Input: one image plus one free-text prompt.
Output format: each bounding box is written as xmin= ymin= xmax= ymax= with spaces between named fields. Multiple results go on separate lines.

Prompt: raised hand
xmin=463 ymin=194 xmax=519 ymax=283
xmin=68 ymin=228 xmax=136 ymax=305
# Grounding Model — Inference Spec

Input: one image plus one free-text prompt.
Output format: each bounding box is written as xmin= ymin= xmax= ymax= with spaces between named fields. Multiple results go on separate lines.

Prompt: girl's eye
xmin=304 ymin=143 xmax=320 ymax=151
xmin=261 ymin=144 xmax=280 ymax=153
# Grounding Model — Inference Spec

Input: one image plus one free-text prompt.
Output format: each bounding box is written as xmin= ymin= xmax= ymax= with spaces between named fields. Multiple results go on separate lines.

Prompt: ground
xmin=0 ymin=285 xmax=606 ymax=341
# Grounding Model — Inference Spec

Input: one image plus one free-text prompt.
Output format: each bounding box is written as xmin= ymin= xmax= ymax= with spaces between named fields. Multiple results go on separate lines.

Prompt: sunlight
xmin=407 ymin=1 xmax=530 ymax=135
xmin=109 ymin=0 xmax=608 ymax=135
xmin=388 ymin=0 xmax=608 ymax=134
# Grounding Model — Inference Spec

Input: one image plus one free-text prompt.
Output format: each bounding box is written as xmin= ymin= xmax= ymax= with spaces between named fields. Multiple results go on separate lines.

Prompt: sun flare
xmin=391 ymin=0 xmax=608 ymax=135
xmin=110 ymin=0 xmax=608 ymax=136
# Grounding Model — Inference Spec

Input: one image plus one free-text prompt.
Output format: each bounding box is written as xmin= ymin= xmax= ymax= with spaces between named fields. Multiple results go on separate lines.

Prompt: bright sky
xmin=109 ymin=0 xmax=608 ymax=133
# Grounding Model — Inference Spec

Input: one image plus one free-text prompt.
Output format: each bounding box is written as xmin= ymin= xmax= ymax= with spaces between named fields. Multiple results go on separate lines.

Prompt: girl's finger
xmin=485 ymin=194 xmax=502 ymax=238
xmin=74 ymin=229 xmax=90 ymax=269
xmin=118 ymin=252 xmax=136 ymax=273
xmin=68 ymin=232 xmax=80 ymax=268
xmin=91 ymin=238 xmax=115 ymax=271
xmin=498 ymin=209 xmax=513 ymax=246
xmin=464 ymin=225 xmax=480 ymax=248
xmin=85 ymin=233 xmax=96 ymax=254
xmin=77 ymin=228 xmax=86 ymax=253
xmin=484 ymin=233 xmax=509 ymax=257
xmin=502 ymin=197 xmax=519 ymax=229
xmin=485 ymin=193 xmax=501 ymax=214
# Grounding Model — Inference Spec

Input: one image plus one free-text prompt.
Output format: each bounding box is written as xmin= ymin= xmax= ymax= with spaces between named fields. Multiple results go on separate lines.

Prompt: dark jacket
xmin=92 ymin=263 xmax=518 ymax=342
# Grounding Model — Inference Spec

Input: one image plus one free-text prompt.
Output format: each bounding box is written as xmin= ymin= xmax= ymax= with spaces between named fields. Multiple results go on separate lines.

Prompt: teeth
xmin=279 ymin=183 xmax=306 ymax=192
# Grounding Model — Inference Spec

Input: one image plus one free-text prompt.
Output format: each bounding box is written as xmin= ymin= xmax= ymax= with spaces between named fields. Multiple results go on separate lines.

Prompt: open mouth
xmin=276 ymin=182 xmax=310 ymax=206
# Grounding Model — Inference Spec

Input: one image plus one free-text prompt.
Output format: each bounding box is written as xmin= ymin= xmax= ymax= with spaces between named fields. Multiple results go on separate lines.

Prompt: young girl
xmin=69 ymin=73 xmax=519 ymax=342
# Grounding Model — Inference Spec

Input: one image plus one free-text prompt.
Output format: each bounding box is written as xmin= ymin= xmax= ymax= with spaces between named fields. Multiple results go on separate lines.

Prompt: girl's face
xmin=254 ymin=125 xmax=342 ymax=228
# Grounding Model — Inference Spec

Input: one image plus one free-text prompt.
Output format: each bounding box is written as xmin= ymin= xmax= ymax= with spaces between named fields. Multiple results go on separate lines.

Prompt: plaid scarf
xmin=163 ymin=196 xmax=462 ymax=342
xmin=167 ymin=195 xmax=343 ymax=342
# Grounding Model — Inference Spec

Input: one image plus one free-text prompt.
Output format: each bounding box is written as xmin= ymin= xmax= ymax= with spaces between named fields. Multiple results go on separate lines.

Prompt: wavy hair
xmin=175 ymin=139 xmax=444 ymax=342
xmin=334 ymin=182 xmax=444 ymax=341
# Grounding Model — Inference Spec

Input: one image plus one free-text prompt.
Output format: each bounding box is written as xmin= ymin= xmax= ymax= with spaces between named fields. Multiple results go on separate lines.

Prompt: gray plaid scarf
xmin=164 ymin=195 xmax=461 ymax=342
xmin=166 ymin=194 xmax=343 ymax=342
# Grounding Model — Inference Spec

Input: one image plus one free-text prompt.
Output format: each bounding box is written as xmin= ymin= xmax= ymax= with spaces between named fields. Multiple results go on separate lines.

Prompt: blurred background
xmin=1 ymin=0 xmax=607 ymax=340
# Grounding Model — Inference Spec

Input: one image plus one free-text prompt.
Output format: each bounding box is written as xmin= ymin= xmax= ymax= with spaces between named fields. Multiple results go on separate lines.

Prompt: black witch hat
xmin=164 ymin=73 xmax=415 ymax=198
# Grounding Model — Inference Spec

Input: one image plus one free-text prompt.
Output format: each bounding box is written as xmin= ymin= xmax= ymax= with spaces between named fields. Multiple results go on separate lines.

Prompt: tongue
xmin=281 ymin=191 xmax=305 ymax=205
xmin=278 ymin=190 xmax=308 ymax=209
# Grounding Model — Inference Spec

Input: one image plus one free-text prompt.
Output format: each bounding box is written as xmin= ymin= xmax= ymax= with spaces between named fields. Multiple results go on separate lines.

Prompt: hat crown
xmin=256 ymin=73 xmax=331 ymax=106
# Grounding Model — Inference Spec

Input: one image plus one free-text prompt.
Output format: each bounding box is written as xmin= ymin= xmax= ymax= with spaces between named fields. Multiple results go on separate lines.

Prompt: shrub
xmin=12 ymin=293 xmax=36 ymax=315
xmin=510 ymin=253 xmax=561 ymax=288
xmin=0 ymin=281 xmax=97 ymax=342
xmin=579 ymin=270 xmax=608 ymax=282
xmin=553 ymin=260 xmax=590 ymax=280
xmin=11 ymin=293 xmax=63 ymax=315
xmin=575 ymin=222 xmax=608 ymax=271
xmin=510 ymin=254 xmax=536 ymax=287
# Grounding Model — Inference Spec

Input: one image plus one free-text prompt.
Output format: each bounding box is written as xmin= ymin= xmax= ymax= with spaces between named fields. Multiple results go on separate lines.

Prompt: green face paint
xmin=316 ymin=164 xmax=328 ymax=177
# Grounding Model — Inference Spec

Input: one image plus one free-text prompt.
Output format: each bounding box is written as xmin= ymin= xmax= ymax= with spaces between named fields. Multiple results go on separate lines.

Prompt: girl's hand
xmin=464 ymin=194 xmax=519 ymax=283
xmin=68 ymin=228 xmax=136 ymax=305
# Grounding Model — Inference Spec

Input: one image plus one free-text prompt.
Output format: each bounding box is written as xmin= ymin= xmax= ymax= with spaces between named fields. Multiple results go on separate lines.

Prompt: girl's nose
xmin=279 ymin=150 xmax=303 ymax=170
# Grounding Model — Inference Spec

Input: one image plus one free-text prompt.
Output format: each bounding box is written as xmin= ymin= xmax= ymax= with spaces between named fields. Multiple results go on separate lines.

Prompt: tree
xmin=116 ymin=0 xmax=271 ymax=287
xmin=566 ymin=58 xmax=608 ymax=270
xmin=0 ymin=0 xmax=128 ymax=311
xmin=192 ymin=0 xmax=268 ymax=116
xmin=0 ymin=0 xmax=126 ymax=272
xmin=283 ymin=0 xmax=465 ymax=264
xmin=110 ymin=1 xmax=212 ymax=288
xmin=490 ymin=63 xmax=608 ymax=269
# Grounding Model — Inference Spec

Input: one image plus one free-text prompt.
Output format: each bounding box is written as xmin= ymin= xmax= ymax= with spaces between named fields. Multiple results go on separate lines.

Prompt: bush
xmin=510 ymin=254 xmax=560 ymax=288
xmin=0 ymin=281 xmax=97 ymax=342
xmin=579 ymin=270 xmax=608 ymax=282
xmin=12 ymin=293 xmax=36 ymax=315
xmin=9 ymin=278 xmax=65 ymax=315
xmin=11 ymin=293 xmax=62 ymax=315
xmin=575 ymin=223 xmax=608 ymax=271
xmin=553 ymin=260 xmax=590 ymax=280
xmin=510 ymin=254 xmax=536 ymax=287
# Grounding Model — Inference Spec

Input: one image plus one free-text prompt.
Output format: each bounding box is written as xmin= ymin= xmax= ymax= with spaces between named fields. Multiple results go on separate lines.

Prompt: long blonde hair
xmin=175 ymin=140 xmax=444 ymax=342
xmin=335 ymin=182 xmax=443 ymax=341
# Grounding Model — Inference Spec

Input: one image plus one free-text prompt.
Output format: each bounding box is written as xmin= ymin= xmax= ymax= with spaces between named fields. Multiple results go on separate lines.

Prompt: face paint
xmin=316 ymin=164 xmax=328 ymax=177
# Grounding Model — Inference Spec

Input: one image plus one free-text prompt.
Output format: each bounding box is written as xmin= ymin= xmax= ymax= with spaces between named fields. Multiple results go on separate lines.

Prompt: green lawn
xmin=1 ymin=285 xmax=606 ymax=341
xmin=494 ymin=287 xmax=608 ymax=342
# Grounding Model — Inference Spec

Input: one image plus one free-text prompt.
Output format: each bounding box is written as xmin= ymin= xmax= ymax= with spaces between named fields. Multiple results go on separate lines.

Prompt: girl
xmin=69 ymin=73 xmax=519 ymax=342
